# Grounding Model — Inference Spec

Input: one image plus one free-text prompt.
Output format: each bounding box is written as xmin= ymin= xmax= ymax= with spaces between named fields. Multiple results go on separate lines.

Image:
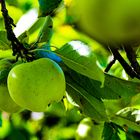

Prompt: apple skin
xmin=69 ymin=0 xmax=140 ymax=45
xmin=0 ymin=57 xmax=22 ymax=113
xmin=7 ymin=58 xmax=65 ymax=112
xmin=76 ymin=118 xmax=104 ymax=140
xmin=0 ymin=83 xmax=22 ymax=113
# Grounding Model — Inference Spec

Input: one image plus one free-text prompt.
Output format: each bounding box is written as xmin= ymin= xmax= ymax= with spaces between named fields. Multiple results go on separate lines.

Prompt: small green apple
xmin=0 ymin=83 xmax=22 ymax=113
xmin=69 ymin=0 xmax=140 ymax=45
xmin=7 ymin=58 xmax=65 ymax=112
xmin=0 ymin=57 xmax=22 ymax=113
xmin=76 ymin=118 xmax=104 ymax=140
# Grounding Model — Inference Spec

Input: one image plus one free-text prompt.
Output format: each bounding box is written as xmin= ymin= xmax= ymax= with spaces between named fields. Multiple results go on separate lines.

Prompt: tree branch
xmin=105 ymin=56 xmax=116 ymax=72
xmin=124 ymin=45 xmax=140 ymax=75
xmin=0 ymin=0 xmax=34 ymax=61
xmin=110 ymin=47 xmax=140 ymax=79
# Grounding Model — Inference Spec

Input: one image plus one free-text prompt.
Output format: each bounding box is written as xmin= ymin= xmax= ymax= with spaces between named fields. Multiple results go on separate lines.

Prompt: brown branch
xmin=124 ymin=45 xmax=140 ymax=75
xmin=110 ymin=47 xmax=140 ymax=79
xmin=0 ymin=0 xmax=34 ymax=61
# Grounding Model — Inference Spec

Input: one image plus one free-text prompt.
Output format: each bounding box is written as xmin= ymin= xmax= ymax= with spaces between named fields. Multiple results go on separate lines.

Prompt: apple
xmin=0 ymin=83 xmax=22 ymax=113
xmin=76 ymin=118 xmax=104 ymax=140
xmin=0 ymin=57 xmax=22 ymax=113
xmin=7 ymin=58 xmax=65 ymax=112
xmin=69 ymin=0 xmax=140 ymax=45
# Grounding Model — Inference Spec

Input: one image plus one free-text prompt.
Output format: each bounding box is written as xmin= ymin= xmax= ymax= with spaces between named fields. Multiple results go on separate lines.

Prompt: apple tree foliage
xmin=0 ymin=0 xmax=140 ymax=139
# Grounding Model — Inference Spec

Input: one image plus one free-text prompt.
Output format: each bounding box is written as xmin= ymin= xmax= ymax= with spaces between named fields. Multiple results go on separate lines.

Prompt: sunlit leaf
xmin=14 ymin=9 xmax=38 ymax=37
xmin=28 ymin=17 xmax=46 ymax=35
xmin=18 ymin=31 xmax=29 ymax=44
xmin=56 ymin=40 xmax=105 ymax=84
xmin=130 ymin=93 xmax=140 ymax=109
xmin=37 ymin=16 xmax=53 ymax=43
xmin=0 ymin=50 xmax=12 ymax=59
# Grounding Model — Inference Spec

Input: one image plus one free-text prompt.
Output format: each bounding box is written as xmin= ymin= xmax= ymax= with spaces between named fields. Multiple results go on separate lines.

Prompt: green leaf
xmin=111 ymin=114 xmax=140 ymax=132
xmin=0 ymin=57 xmax=19 ymax=83
xmin=6 ymin=0 xmax=18 ymax=6
xmin=18 ymin=31 xmax=29 ymax=44
xmin=65 ymin=72 xmax=108 ymax=121
xmin=0 ymin=50 xmax=12 ymax=59
xmin=103 ymin=99 xmax=128 ymax=117
xmin=37 ymin=16 xmax=53 ymax=43
xmin=24 ymin=17 xmax=46 ymax=43
xmin=102 ymin=122 xmax=121 ymax=140
xmin=0 ymin=31 xmax=11 ymax=50
xmin=64 ymin=67 xmax=140 ymax=100
xmin=56 ymin=41 xmax=105 ymax=85
xmin=130 ymin=93 xmax=140 ymax=109
xmin=63 ymin=67 xmax=140 ymax=122
xmin=104 ymin=74 xmax=140 ymax=99
xmin=38 ymin=0 xmax=62 ymax=17
xmin=28 ymin=17 xmax=46 ymax=35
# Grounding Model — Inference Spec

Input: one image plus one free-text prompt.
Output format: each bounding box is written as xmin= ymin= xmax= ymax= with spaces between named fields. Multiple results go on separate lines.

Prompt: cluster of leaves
xmin=0 ymin=0 xmax=140 ymax=139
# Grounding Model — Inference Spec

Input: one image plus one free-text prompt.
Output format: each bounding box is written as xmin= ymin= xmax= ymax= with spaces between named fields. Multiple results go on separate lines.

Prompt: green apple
xmin=69 ymin=0 xmax=140 ymax=45
xmin=0 ymin=83 xmax=22 ymax=113
xmin=7 ymin=58 xmax=65 ymax=112
xmin=0 ymin=57 xmax=22 ymax=113
xmin=76 ymin=117 xmax=104 ymax=140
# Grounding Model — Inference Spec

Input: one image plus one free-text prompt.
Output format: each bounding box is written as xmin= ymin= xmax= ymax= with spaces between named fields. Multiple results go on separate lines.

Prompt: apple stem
xmin=0 ymin=0 xmax=34 ymax=62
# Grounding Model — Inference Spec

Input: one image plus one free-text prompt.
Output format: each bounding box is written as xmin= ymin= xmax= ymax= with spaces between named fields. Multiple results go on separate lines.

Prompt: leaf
xmin=0 ymin=50 xmax=12 ymax=59
xmin=6 ymin=0 xmax=18 ymax=6
xmin=65 ymin=72 xmax=108 ymax=121
xmin=102 ymin=122 xmax=121 ymax=140
xmin=38 ymin=0 xmax=62 ymax=17
xmin=111 ymin=114 xmax=140 ymax=132
xmin=0 ymin=31 xmax=11 ymax=50
xmin=37 ymin=16 xmax=53 ymax=43
xmin=64 ymin=67 xmax=140 ymax=100
xmin=103 ymin=99 xmax=128 ymax=117
xmin=117 ymin=108 xmax=140 ymax=124
xmin=0 ymin=58 xmax=14 ymax=83
xmin=56 ymin=40 xmax=105 ymax=85
xmin=63 ymin=67 xmax=140 ymax=122
xmin=130 ymin=93 xmax=140 ymax=109
xmin=18 ymin=31 xmax=29 ymax=44
xmin=104 ymin=74 xmax=140 ymax=99
xmin=28 ymin=17 xmax=46 ymax=35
